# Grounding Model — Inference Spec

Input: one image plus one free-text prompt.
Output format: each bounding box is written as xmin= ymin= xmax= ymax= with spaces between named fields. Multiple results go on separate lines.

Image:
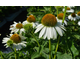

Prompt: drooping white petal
xmin=39 ymin=27 xmax=46 ymax=38
xmin=36 ymin=24 xmax=42 ymax=28
xmin=34 ymin=24 xmax=44 ymax=33
xmin=46 ymin=27 xmax=50 ymax=40
xmin=20 ymin=35 xmax=26 ymax=40
xmin=53 ymin=27 xmax=57 ymax=40
xmin=49 ymin=27 xmax=53 ymax=38
xmin=64 ymin=20 xmax=67 ymax=25
xmin=12 ymin=44 xmax=22 ymax=50
xmin=32 ymin=23 xmax=36 ymax=28
xmin=55 ymin=26 xmax=63 ymax=36
xmin=2 ymin=38 xmax=10 ymax=43
xmin=20 ymin=28 xmax=25 ymax=34
xmin=60 ymin=26 xmax=66 ymax=31
xmin=22 ymin=20 xmax=28 ymax=25
xmin=19 ymin=42 xmax=27 ymax=47
xmin=50 ymin=27 xmax=54 ymax=38
xmin=43 ymin=27 xmax=47 ymax=39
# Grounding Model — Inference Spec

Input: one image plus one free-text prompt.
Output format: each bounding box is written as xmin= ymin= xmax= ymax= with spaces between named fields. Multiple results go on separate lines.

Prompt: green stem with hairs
xmin=53 ymin=36 xmax=60 ymax=59
xmin=30 ymin=33 xmax=40 ymax=47
xmin=62 ymin=6 xmax=67 ymax=24
xmin=49 ymin=39 xmax=51 ymax=59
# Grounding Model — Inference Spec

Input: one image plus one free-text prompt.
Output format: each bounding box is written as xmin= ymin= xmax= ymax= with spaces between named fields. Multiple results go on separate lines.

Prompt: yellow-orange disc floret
xmin=16 ymin=23 xmax=23 ymax=29
xmin=57 ymin=13 xmax=64 ymax=19
xmin=77 ymin=11 xmax=80 ymax=16
xmin=67 ymin=7 xmax=70 ymax=10
xmin=10 ymin=34 xmax=21 ymax=43
xmin=71 ymin=13 xmax=76 ymax=17
xmin=27 ymin=15 xmax=36 ymax=23
xmin=41 ymin=14 xmax=57 ymax=27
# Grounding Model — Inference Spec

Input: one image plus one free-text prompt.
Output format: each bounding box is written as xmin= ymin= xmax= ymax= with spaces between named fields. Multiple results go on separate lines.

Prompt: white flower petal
xmin=64 ymin=20 xmax=67 ymax=25
xmin=50 ymin=27 xmax=54 ymax=38
xmin=55 ymin=26 xmax=63 ymax=36
xmin=35 ymin=24 xmax=44 ymax=33
xmin=39 ymin=27 xmax=46 ymax=38
xmin=36 ymin=24 xmax=42 ymax=28
xmin=12 ymin=44 xmax=22 ymax=50
xmin=46 ymin=27 xmax=50 ymax=40
xmin=2 ymin=38 xmax=10 ymax=43
xmin=53 ymin=27 xmax=57 ymax=40
xmin=60 ymin=25 xmax=66 ymax=31
xmin=20 ymin=28 xmax=25 ymax=34
xmin=78 ymin=21 xmax=80 ymax=26
xmin=32 ymin=23 xmax=36 ymax=28
xmin=43 ymin=28 xmax=47 ymax=39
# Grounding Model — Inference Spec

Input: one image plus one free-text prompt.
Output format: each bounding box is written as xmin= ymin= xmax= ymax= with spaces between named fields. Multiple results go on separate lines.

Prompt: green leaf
xmin=57 ymin=52 xmax=72 ymax=59
xmin=43 ymin=48 xmax=49 ymax=54
xmin=43 ymin=6 xmax=50 ymax=11
xmin=39 ymin=45 xmax=44 ymax=53
xmin=74 ymin=35 xmax=80 ymax=39
xmin=9 ymin=56 xmax=15 ymax=59
xmin=34 ymin=47 xmax=39 ymax=52
xmin=71 ymin=44 xmax=79 ymax=57
xmin=51 ymin=45 xmax=55 ymax=51
xmin=41 ymin=52 xmax=49 ymax=59
xmin=31 ymin=52 xmax=40 ymax=59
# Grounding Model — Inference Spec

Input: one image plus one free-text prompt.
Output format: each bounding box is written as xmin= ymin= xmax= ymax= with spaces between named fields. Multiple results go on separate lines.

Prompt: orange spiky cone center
xmin=16 ymin=23 xmax=23 ymax=29
xmin=10 ymin=34 xmax=21 ymax=43
xmin=77 ymin=11 xmax=80 ymax=16
xmin=41 ymin=14 xmax=57 ymax=27
xmin=57 ymin=13 xmax=64 ymax=19
xmin=27 ymin=15 xmax=36 ymax=23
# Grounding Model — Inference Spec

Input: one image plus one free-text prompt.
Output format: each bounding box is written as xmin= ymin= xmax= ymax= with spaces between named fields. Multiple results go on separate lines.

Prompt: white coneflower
xmin=68 ymin=13 xmax=78 ymax=21
xmin=10 ymin=21 xmax=25 ymax=34
xmin=67 ymin=6 xmax=75 ymax=8
xmin=56 ymin=13 xmax=67 ymax=25
xmin=76 ymin=11 xmax=80 ymax=20
xmin=23 ymin=15 xmax=39 ymax=28
xmin=63 ymin=7 xmax=74 ymax=13
xmin=34 ymin=14 xmax=66 ymax=40
xmin=2 ymin=34 xmax=27 ymax=50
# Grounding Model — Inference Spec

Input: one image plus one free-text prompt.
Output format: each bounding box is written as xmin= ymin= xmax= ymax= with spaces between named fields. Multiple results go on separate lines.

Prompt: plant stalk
xmin=62 ymin=6 xmax=67 ymax=23
xmin=49 ymin=39 xmax=51 ymax=59
xmin=57 ymin=8 xmax=58 ymax=16
xmin=53 ymin=36 xmax=60 ymax=59
xmin=31 ymin=33 xmax=40 ymax=47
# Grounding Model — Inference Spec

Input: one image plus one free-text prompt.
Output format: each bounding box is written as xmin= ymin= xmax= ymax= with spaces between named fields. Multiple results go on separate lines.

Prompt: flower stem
xmin=49 ymin=39 xmax=51 ymax=59
xmin=53 ymin=36 xmax=60 ymax=59
xmin=10 ymin=46 xmax=17 ymax=59
xmin=57 ymin=8 xmax=58 ymax=16
xmin=30 ymin=33 xmax=40 ymax=47
xmin=14 ymin=48 xmax=17 ymax=59
xmin=62 ymin=6 xmax=67 ymax=23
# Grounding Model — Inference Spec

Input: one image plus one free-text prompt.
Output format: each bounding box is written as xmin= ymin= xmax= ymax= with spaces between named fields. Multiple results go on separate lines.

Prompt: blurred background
xmin=0 ymin=6 xmax=28 ymax=51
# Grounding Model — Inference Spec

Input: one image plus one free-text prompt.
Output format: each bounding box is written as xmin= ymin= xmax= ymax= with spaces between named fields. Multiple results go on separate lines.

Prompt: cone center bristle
xmin=10 ymin=34 xmax=21 ymax=43
xmin=41 ymin=14 xmax=57 ymax=27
